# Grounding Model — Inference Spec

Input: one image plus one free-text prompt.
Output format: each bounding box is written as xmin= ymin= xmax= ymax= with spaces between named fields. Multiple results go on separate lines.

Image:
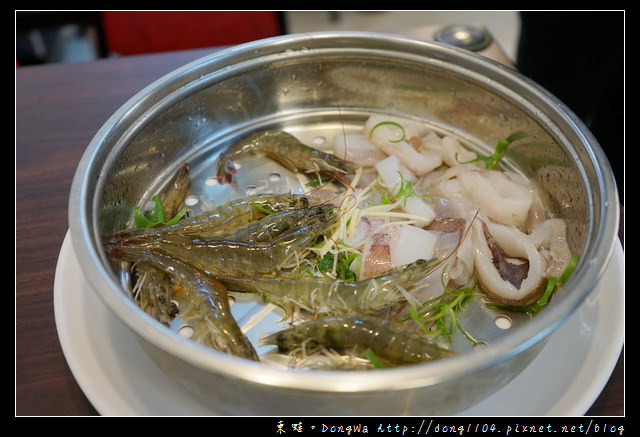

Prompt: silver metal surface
xmin=68 ymin=32 xmax=620 ymax=415
xmin=434 ymin=24 xmax=493 ymax=51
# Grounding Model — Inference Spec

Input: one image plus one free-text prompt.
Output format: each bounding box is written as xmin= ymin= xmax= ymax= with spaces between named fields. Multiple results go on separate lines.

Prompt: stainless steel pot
xmin=68 ymin=32 xmax=620 ymax=415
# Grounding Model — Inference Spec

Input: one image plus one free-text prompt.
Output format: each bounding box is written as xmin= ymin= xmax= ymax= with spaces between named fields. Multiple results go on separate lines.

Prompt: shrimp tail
xmin=216 ymin=156 xmax=238 ymax=184
xmin=162 ymin=162 xmax=191 ymax=218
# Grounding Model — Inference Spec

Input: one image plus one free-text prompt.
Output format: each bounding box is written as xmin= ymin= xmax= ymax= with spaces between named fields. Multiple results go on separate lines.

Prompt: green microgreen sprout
xmin=252 ymin=202 xmax=276 ymax=215
xmin=402 ymin=267 xmax=482 ymax=345
xmin=317 ymin=251 xmax=359 ymax=282
xmin=133 ymin=195 xmax=187 ymax=228
xmin=485 ymin=254 xmax=580 ymax=315
xmin=456 ymin=131 xmax=527 ymax=169
xmin=372 ymin=171 xmax=431 ymax=208
xmin=305 ymin=177 xmax=333 ymax=188
xmin=364 ymin=347 xmax=389 ymax=369
xmin=369 ymin=120 xmax=407 ymax=143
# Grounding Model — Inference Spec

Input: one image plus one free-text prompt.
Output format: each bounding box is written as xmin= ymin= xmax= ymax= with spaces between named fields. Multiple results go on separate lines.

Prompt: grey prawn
xmin=221 ymin=258 xmax=440 ymax=316
xmin=216 ymin=130 xmax=358 ymax=184
xmin=109 ymin=204 xmax=338 ymax=277
xmin=262 ymin=315 xmax=455 ymax=367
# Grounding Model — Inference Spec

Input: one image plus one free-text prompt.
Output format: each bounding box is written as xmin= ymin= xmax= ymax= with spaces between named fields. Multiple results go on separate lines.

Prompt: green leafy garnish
xmin=557 ymin=253 xmax=579 ymax=286
xmin=133 ymin=195 xmax=187 ymax=227
xmin=485 ymin=254 xmax=580 ymax=315
xmin=317 ymin=251 xmax=359 ymax=282
xmin=252 ymin=202 xmax=276 ymax=215
xmin=305 ymin=177 xmax=333 ymax=188
xmin=369 ymin=120 xmax=407 ymax=143
xmin=364 ymin=347 xmax=388 ymax=369
xmin=456 ymin=131 xmax=527 ymax=169
xmin=372 ymin=171 xmax=430 ymax=207
xmin=402 ymin=268 xmax=481 ymax=345
xmin=293 ymin=266 xmax=315 ymax=277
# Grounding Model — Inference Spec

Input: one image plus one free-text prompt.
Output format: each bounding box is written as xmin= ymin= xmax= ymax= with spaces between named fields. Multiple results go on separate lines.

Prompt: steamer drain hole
xmin=312 ymin=136 xmax=326 ymax=145
xmin=205 ymin=176 xmax=218 ymax=186
xmin=185 ymin=195 xmax=199 ymax=206
xmin=170 ymin=299 xmax=180 ymax=310
xmin=268 ymin=173 xmax=281 ymax=183
xmin=494 ymin=315 xmax=512 ymax=330
xmin=178 ymin=325 xmax=194 ymax=338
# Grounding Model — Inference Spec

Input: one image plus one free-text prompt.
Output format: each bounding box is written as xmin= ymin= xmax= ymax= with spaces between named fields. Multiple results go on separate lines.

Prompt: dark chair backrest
xmin=101 ymin=11 xmax=283 ymax=56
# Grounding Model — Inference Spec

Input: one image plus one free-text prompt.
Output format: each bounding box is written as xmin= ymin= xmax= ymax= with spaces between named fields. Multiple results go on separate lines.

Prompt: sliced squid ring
xmin=472 ymin=219 xmax=546 ymax=306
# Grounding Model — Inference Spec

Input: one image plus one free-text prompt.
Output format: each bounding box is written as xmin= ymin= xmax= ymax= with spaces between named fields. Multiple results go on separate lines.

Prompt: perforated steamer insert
xmin=126 ymin=111 xmax=532 ymax=366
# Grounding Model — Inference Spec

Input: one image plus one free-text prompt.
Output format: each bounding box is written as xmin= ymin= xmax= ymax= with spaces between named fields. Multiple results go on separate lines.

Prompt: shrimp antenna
xmin=309 ymin=33 xmax=348 ymax=159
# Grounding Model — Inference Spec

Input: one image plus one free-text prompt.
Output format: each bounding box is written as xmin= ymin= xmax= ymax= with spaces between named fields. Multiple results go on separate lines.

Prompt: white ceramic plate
xmin=54 ymin=231 xmax=624 ymax=416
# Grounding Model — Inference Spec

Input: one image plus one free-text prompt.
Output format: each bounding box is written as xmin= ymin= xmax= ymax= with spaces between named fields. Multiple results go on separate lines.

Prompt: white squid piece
xmin=529 ymin=218 xmax=573 ymax=278
xmin=333 ymin=134 xmax=387 ymax=167
xmin=374 ymin=154 xmax=417 ymax=188
xmin=365 ymin=115 xmax=443 ymax=177
xmin=457 ymin=168 xmax=534 ymax=228
xmin=358 ymin=221 xmax=440 ymax=281
xmin=472 ymin=219 xmax=546 ymax=305
xmin=420 ymin=165 xmax=481 ymax=220
xmin=422 ymin=133 xmax=478 ymax=168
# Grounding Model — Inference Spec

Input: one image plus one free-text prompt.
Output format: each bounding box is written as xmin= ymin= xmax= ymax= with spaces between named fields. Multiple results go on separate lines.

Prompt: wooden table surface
xmin=15 ymin=46 xmax=624 ymax=417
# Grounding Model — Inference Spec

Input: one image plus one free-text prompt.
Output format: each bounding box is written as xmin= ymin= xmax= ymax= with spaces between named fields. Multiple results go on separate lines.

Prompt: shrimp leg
xmin=132 ymin=262 xmax=177 ymax=325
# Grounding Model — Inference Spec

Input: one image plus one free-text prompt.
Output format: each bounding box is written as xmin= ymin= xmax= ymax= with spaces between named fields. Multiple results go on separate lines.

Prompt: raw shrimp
xmin=222 ymin=258 xmax=439 ymax=316
xmin=110 ymin=245 xmax=259 ymax=361
xmin=121 ymin=164 xmax=187 ymax=326
xmin=110 ymin=205 xmax=338 ymax=277
xmin=216 ymin=130 xmax=358 ymax=184
xmin=262 ymin=315 xmax=454 ymax=367
xmin=113 ymin=193 xmax=319 ymax=241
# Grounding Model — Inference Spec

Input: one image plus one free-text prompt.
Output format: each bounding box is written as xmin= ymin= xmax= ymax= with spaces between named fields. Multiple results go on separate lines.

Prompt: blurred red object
xmin=101 ymin=11 xmax=282 ymax=55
